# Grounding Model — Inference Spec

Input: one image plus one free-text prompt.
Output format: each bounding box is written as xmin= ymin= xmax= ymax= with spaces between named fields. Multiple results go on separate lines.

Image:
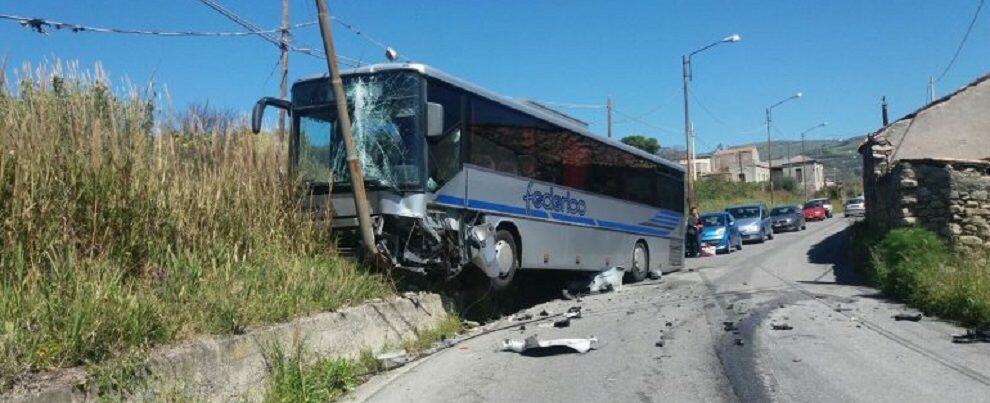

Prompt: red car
xmin=803 ymin=201 xmax=827 ymax=221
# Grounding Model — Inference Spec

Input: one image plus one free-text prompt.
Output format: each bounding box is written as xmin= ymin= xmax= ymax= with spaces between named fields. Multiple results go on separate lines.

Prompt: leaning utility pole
xmin=606 ymin=96 xmax=613 ymax=138
xmin=766 ymin=107 xmax=774 ymax=204
xmin=314 ymin=0 xmax=377 ymax=257
xmin=277 ymin=0 xmax=290 ymax=142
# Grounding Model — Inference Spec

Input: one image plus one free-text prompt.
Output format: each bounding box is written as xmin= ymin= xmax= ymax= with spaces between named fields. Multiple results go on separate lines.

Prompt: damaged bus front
xmin=254 ymin=63 xmax=686 ymax=290
xmin=252 ymin=65 xmax=501 ymax=283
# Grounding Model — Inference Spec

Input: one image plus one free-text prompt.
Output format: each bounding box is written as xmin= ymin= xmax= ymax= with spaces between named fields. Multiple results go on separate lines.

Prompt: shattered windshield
xmin=292 ymin=72 xmax=424 ymax=190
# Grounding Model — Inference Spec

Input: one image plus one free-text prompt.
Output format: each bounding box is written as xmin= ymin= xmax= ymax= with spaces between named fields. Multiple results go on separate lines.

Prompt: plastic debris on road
xmin=589 ymin=267 xmax=624 ymax=293
xmin=700 ymin=244 xmax=717 ymax=257
xmin=501 ymin=335 xmax=600 ymax=354
xmin=771 ymin=322 xmax=793 ymax=331
xmin=952 ymin=329 xmax=990 ymax=344
xmin=893 ymin=313 xmax=923 ymax=322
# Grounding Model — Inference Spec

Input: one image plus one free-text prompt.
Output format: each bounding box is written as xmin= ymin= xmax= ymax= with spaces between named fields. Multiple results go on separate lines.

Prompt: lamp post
xmin=799 ymin=121 xmax=828 ymax=200
xmin=765 ymin=92 xmax=802 ymax=205
xmin=682 ymin=33 xmax=741 ymax=210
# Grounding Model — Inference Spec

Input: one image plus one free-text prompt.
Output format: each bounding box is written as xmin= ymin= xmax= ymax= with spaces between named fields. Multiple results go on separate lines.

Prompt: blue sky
xmin=2 ymin=1 xmax=987 ymax=152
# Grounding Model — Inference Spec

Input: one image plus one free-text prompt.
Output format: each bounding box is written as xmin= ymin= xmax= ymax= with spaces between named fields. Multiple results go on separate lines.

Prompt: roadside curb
xmin=5 ymin=292 xmax=447 ymax=402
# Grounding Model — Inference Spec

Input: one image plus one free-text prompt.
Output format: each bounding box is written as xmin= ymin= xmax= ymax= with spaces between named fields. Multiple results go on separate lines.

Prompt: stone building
xmin=859 ymin=73 xmax=990 ymax=248
xmin=711 ymin=146 xmax=770 ymax=183
xmin=770 ymin=155 xmax=826 ymax=192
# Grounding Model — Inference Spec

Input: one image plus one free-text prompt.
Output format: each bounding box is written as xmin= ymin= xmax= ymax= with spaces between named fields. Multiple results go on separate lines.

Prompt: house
xmin=710 ymin=146 xmax=770 ymax=183
xmin=678 ymin=154 xmax=712 ymax=180
xmin=769 ymin=155 xmax=825 ymax=192
xmin=859 ymin=73 xmax=990 ymax=249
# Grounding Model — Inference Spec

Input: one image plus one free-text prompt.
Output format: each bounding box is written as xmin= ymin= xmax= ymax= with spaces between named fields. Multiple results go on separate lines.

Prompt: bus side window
xmin=426 ymin=80 xmax=464 ymax=188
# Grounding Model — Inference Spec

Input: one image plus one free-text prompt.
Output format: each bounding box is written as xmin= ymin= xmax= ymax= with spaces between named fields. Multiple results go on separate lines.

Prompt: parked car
xmin=725 ymin=203 xmax=773 ymax=243
xmin=698 ymin=212 xmax=742 ymax=254
xmin=844 ymin=196 xmax=866 ymax=217
xmin=808 ymin=197 xmax=833 ymax=218
xmin=770 ymin=205 xmax=806 ymax=232
xmin=803 ymin=200 xmax=828 ymax=221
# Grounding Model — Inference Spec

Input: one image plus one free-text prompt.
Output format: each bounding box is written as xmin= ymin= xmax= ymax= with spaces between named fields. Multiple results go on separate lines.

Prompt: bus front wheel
xmin=491 ymin=230 xmax=518 ymax=290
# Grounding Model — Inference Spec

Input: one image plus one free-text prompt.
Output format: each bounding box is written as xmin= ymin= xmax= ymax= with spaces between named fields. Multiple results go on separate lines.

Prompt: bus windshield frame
xmin=290 ymin=71 xmax=426 ymax=192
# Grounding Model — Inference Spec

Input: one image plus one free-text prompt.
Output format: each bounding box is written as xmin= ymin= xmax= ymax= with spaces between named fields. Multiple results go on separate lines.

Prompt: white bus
xmin=252 ymin=63 xmax=685 ymax=289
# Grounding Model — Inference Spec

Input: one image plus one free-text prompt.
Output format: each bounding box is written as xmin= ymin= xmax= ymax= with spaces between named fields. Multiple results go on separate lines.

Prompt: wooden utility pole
xmin=277 ymin=0 xmax=289 ymax=142
xmin=314 ymin=0 xmax=378 ymax=257
xmin=606 ymin=96 xmax=613 ymax=138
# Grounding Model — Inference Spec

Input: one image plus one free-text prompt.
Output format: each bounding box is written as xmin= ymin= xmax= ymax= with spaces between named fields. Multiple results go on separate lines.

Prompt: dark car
xmin=803 ymin=200 xmax=828 ymax=221
xmin=698 ymin=212 xmax=742 ymax=254
xmin=770 ymin=205 xmax=806 ymax=232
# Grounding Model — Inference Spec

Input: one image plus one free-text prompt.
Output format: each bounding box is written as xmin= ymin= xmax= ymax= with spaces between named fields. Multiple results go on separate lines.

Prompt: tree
xmin=620 ymin=135 xmax=660 ymax=154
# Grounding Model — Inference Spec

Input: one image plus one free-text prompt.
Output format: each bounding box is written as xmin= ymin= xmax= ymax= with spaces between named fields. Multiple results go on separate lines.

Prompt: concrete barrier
xmin=5 ymin=292 xmax=447 ymax=402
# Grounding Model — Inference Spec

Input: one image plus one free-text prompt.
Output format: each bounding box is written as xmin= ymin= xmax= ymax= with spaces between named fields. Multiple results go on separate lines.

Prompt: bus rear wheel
xmin=490 ymin=230 xmax=518 ymax=290
xmin=628 ymin=241 xmax=649 ymax=283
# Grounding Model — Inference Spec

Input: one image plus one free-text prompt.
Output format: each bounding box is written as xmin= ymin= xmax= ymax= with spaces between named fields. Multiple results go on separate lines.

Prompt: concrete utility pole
xmin=277 ymin=0 xmax=290 ymax=142
xmin=606 ymin=96 xmax=613 ymax=138
xmin=314 ymin=0 xmax=377 ymax=257
xmin=882 ymin=96 xmax=889 ymax=126
xmin=766 ymin=92 xmax=802 ymax=205
xmin=681 ymin=34 xmax=741 ymax=210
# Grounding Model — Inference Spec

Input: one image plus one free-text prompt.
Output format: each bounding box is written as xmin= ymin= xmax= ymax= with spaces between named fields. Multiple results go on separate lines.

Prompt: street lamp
xmin=765 ymin=92 xmax=801 ymax=205
xmin=682 ymin=33 xmax=741 ymax=209
xmin=799 ymin=121 xmax=828 ymax=200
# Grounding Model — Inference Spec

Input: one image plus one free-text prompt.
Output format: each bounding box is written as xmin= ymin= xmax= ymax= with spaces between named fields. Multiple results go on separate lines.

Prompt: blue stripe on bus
xmin=434 ymin=194 xmax=466 ymax=206
xmin=467 ymin=199 xmax=529 ymax=216
xmin=550 ymin=213 xmax=596 ymax=226
xmin=654 ymin=210 xmax=683 ymax=219
xmin=649 ymin=216 xmax=681 ymax=225
xmin=432 ymin=196 xmax=677 ymax=239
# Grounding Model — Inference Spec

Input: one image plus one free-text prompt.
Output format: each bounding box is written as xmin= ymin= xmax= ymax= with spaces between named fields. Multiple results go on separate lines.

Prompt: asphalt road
xmin=349 ymin=218 xmax=990 ymax=402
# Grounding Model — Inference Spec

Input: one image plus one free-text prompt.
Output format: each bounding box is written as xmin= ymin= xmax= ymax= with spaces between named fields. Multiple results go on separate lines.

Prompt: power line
xmin=0 ymin=13 xmax=314 ymax=36
xmin=196 ymin=0 xmax=360 ymax=66
xmin=536 ymin=100 xmax=606 ymax=109
xmin=612 ymin=108 xmax=679 ymax=134
xmin=935 ymin=0 xmax=986 ymax=83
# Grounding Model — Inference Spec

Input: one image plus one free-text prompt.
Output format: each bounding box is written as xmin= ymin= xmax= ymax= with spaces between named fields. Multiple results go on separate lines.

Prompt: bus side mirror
xmin=251 ymin=97 xmax=292 ymax=134
xmin=426 ymin=102 xmax=444 ymax=137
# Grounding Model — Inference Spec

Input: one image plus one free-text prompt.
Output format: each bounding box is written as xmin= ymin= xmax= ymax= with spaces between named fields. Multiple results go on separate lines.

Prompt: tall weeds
xmin=0 ymin=64 xmax=391 ymax=387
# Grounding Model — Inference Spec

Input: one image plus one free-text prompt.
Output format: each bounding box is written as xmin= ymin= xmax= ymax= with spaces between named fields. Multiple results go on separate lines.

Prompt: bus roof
xmin=296 ymin=63 xmax=685 ymax=172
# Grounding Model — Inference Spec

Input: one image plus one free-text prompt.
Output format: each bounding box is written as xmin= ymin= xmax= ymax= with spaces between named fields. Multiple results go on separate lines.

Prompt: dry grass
xmin=0 ymin=63 xmax=392 ymax=389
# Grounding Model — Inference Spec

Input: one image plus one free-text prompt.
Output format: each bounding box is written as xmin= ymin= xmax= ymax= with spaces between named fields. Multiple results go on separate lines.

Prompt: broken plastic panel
xmin=501 ymin=335 xmax=599 ymax=354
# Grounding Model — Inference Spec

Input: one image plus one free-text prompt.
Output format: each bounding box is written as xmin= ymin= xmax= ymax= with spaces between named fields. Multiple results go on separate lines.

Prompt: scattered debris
xmin=553 ymin=318 xmax=571 ymax=328
xmin=779 ymin=304 xmax=786 ymax=309
xmin=537 ymin=322 xmax=554 ymax=329
xmin=771 ymin=322 xmax=793 ymax=331
xmin=834 ymin=305 xmax=853 ymax=312
xmin=792 ymin=358 xmax=802 ymax=363
xmin=539 ymin=310 xmax=550 ymax=317
xmin=700 ymin=244 xmax=717 ymax=257
xmin=375 ymin=350 xmax=410 ymax=370
xmin=590 ymin=267 xmax=625 ymax=293
xmin=952 ymin=329 xmax=990 ymax=344
xmin=723 ymin=321 xmax=738 ymax=332
xmin=501 ymin=335 xmax=600 ymax=354
xmin=655 ymin=340 xmax=665 ymax=348
xmin=519 ymin=324 xmax=526 ymax=331
xmin=665 ymin=321 xmax=674 ymax=327
xmin=894 ymin=313 xmax=923 ymax=322
xmin=515 ymin=313 xmax=533 ymax=321
xmin=726 ymin=303 xmax=734 ymax=310
xmin=742 ymin=282 xmax=748 ymax=286
xmin=734 ymin=338 xmax=745 ymax=346
xmin=464 ymin=320 xmax=481 ymax=328
xmin=565 ymin=306 xmax=583 ymax=319
xmin=626 ymin=310 xmax=635 ymax=315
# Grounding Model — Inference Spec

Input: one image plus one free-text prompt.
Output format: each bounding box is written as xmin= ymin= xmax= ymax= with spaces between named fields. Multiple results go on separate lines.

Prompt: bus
xmin=252 ymin=63 xmax=685 ymax=289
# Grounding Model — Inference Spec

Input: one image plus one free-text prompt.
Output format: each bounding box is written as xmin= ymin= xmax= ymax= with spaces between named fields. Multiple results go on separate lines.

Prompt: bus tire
xmin=628 ymin=241 xmax=649 ymax=283
xmin=491 ymin=229 xmax=518 ymax=290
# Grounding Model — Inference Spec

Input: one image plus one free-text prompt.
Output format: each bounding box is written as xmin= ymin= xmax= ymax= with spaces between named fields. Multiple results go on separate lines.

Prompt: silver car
xmin=845 ymin=197 xmax=865 ymax=217
xmin=725 ymin=203 xmax=774 ymax=243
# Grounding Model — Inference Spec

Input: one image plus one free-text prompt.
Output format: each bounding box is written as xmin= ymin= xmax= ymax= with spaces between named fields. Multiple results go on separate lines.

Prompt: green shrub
xmin=853 ymin=224 xmax=990 ymax=329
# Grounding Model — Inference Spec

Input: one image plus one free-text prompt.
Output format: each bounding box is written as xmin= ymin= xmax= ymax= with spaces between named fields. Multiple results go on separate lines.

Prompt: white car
xmin=808 ymin=198 xmax=833 ymax=218
xmin=845 ymin=197 xmax=866 ymax=217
